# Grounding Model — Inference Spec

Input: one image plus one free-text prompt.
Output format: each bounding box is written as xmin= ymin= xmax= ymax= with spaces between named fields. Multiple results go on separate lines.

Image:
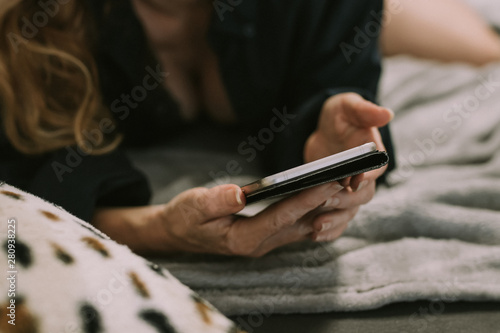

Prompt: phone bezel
xmin=241 ymin=142 xmax=377 ymax=196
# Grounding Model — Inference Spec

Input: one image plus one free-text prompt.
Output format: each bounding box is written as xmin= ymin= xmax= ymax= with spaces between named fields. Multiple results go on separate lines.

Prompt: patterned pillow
xmin=0 ymin=182 xmax=244 ymax=333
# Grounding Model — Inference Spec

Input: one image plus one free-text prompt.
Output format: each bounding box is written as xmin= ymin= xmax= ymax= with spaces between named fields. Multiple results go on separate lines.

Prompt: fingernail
xmin=386 ymin=108 xmax=395 ymax=121
xmin=330 ymin=182 xmax=344 ymax=191
xmin=355 ymin=180 xmax=369 ymax=192
xmin=229 ymin=188 xmax=244 ymax=205
xmin=320 ymin=223 xmax=331 ymax=232
xmin=321 ymin=196 xmax=340 ymax=208
xmin=316 ymin=235 xmax=329 ymax=242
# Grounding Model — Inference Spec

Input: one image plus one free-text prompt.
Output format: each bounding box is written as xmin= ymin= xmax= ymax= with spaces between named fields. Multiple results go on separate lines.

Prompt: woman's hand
xmin=93 ymin=182 xmax=344 ymax=257
xmin=304 ymin=93 xmax=394 ymax=241
xmin=152 ymin=182 xmax=344 ymax=257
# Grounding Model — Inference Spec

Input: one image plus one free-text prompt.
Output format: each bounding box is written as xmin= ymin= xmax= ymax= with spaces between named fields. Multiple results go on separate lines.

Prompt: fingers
xmin=348 ymin=174 xmax=365 ymax=193
xmin=311 ymin=207 xmax=359 ymax=242
xmin=320 ymin=93 xmax=394 ymax=131
xmin=349 ymin=162 xmax=386 ymax=191
xmin=165 ymin=184 xmax=245 ymax=225
xmin=245 ymin=218 xmax=314 ymax=257
xmin=226 ymin=182 xmax=344 ymax=254
xmin=339 ymin=93 xmax=394 ymax=128
xmin=248 ymin=186 xmax=366 ymax=255
xmin=259 ymin=182 xmax=344 ymax=234
xmin=318 ymin=180 xmax=376 ymax=213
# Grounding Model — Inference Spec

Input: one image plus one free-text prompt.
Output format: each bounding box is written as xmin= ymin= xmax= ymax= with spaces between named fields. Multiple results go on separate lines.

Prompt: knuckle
xmin=192 ymin=188 xmax=210 ymax=210
xmin=175 ymin=201 xmax=202 ymax=226
xmin=340 ymin=92 xmax=360 ymax=107
xmin=189 ymin=187 xmax=222 ymax=218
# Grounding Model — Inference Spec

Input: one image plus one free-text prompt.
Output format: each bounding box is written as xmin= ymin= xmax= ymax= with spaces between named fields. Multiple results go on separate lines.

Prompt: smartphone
xmin=241 ymin=142 xmax=389 ymax=205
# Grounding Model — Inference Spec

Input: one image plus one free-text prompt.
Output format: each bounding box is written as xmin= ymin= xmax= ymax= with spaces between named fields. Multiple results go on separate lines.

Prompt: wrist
xmin=92 ymin=205 xmax=179 ymax=256
xmin=147 ymin=204 xmax=184 ymax=255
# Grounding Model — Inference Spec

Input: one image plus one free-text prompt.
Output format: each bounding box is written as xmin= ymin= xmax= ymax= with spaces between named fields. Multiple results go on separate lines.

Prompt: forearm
xmin=92 ymin=205 xmax=177 ymax=256
xmin=381 ymin=0 xmax=500 ymax=65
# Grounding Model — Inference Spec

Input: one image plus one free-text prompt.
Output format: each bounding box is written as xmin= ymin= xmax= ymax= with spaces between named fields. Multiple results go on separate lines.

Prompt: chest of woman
xmin=131 ymin=0 xmax=235 ymax=123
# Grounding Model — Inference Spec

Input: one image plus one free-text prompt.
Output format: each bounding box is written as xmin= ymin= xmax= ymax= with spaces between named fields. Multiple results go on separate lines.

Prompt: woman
xmin=0 ymin=0 xmax=498 ymax=256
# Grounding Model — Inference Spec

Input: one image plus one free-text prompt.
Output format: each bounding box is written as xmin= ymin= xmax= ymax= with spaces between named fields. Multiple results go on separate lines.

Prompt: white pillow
xmin=0 ymin=182 xmax=243 ymax=333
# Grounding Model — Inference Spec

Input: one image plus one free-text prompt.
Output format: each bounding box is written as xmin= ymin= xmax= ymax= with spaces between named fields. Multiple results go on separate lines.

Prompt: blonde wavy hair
xmin=0 ymin=0 xmax=121 ymax=155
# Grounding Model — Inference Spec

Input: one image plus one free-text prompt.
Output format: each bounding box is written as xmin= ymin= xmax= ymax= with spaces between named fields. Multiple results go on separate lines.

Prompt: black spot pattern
xmin=190 ymin=293 xmax=205 ymax=304
xmin=80 ymin=303 xmax=102 ymax=333
xmin=16 ymin=240 xmax=32 ymax=268
xmin=129 ymin=271 xmax=150 ymax=298
xmin=39 ymin=210 xmax=61 ymax=221
xmin=52 ymin=243 xmax=74 ymax=264
xmin=140 ymin=309 xmax=177 ymax=333
xmin=3 ymin=239 xmax=32 ymax=268
xmin=81 ymin=237 xmax=110 ymax=258
xmin=147 ymin=262 xmax=168 ymax=278
xmin=1 ymin=190 xmax=23 ymax=200
xmin=191 ymin=293 xmax=213 ymax=325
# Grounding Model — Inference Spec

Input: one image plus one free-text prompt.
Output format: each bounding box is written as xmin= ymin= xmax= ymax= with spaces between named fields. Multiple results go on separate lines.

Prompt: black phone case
xmin=243 ymin=151 xmax=389 ymax=204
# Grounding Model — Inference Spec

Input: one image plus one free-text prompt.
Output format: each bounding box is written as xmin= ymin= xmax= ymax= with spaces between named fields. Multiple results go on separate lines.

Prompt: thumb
xmin=169 ymin=184 xmax=246 ymax=224
xmin=341 ymin=93 xmax=394 ymax=128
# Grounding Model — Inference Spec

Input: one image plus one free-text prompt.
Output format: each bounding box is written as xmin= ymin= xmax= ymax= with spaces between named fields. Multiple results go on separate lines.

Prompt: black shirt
xmin=0 ymin=0 xmax=394 ymax=221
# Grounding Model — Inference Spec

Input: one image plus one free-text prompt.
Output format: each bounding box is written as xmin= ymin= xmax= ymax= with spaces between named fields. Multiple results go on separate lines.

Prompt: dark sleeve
xmin=0 ymin=134 xmax=151 ymax=222
xmin=263 ymin=0 xmax=395 ymax=176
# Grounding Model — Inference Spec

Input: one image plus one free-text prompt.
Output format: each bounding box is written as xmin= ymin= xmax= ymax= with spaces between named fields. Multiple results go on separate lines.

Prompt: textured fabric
xmin=145 ymin=57 xmax=500 ymax=315
xmin=0 ymin=182 xmax=242 ymax=332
